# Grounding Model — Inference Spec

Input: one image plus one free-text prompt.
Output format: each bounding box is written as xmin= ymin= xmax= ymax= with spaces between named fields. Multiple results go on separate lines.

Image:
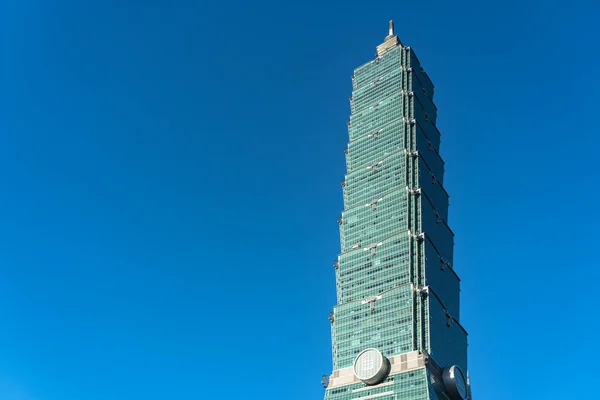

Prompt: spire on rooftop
xmin=377 ymin=20 xmax=402 ymax=57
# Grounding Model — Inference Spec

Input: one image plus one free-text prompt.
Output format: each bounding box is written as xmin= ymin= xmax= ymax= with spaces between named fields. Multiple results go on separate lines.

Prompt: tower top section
xmin=377 ymin=20 xmax=402 ymax=57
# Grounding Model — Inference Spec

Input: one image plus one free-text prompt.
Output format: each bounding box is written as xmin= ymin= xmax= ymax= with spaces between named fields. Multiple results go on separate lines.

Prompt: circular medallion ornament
xmin=352 ymin=348 xmax=389 ymax=385
xmin=442 ymin=365 xmax=468 ymax=400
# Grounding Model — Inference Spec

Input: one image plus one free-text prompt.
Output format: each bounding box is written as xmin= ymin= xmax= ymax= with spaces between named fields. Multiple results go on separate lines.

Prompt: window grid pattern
xmin=340 ymin=189 xmax=409 ymax=253
xmin=414 ymin=90 xmax=438 ymax=126
xmin=422 ymin=236 xmax=460 ymax=319
xmin=345 ymin=119 xmax=406 ymax=173
xmin=352 ymin=47 xmax=406 ymax=90
xmin=349 ymin=94 xmax=404 ymax=140
xmin=343 ymin=151 xmax=408 ymax=208
xmin=413 ymin=106 xmax=441 ymax=151
xmin=415 ymin=128 xmax=445 ymax=186
xmin=325 ymin=368 xmax=431 ymax=400
xmin=416 ymin=122 xmax=440 ymax=154
xmin=332 ymin=284 xmax=414 ymax=369
xmin=427 ymin=292 xmax=468 ymax=373
xmin=420 ymin=194 xmax=454 ymax=266
xmin=336 ymin=231 xmax=411 ymax=303
xmin=351 ymin=69 xmax=404 ymax=114
xmin=326 ymin=40 xmax=469 ymax=400
xmin=417 ymin=161 xmax=449 ymax=221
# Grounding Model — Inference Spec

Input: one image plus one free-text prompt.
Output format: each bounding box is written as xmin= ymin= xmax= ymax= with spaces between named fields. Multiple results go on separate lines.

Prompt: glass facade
xmin=324 ymin=24 xmax=471 ymax=400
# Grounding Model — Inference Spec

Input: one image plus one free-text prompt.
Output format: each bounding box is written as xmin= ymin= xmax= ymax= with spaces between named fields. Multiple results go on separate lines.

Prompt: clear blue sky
xmin=0 ymin=1 xmax=597 ymax=399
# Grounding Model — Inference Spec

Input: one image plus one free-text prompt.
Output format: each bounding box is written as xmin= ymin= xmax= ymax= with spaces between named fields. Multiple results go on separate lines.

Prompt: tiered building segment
xmin=323 ymin=22 xmax=471 ymax=400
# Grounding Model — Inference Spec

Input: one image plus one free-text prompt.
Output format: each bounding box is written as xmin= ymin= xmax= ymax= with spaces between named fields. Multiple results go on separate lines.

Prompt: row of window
xmin=352 ymin=46 xmax=407 ymax=89
xmin=349 ymin=95 xmax=404 ymax=140
xmin=346 ymin=119 xmax=406 ymax=172
xmin=351 ymin=70 xmax=405 ymax=113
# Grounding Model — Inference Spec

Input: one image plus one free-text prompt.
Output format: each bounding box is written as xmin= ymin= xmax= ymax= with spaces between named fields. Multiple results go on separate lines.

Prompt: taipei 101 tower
xmin=322 ymin=22 xmax=472 ymax=400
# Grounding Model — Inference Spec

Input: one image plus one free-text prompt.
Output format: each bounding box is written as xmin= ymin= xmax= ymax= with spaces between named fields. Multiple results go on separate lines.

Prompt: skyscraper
xmin=322 ymin=22 xmax=471 ymax=400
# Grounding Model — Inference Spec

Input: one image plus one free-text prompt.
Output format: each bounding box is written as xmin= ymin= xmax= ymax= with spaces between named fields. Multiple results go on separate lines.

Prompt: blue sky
xmin=0 ymin=0 xmax=598 ymax=399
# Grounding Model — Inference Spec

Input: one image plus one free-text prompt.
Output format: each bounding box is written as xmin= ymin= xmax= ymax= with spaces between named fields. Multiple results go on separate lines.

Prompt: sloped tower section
xmin=323 ymin=22 xmax=472 ymax=400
